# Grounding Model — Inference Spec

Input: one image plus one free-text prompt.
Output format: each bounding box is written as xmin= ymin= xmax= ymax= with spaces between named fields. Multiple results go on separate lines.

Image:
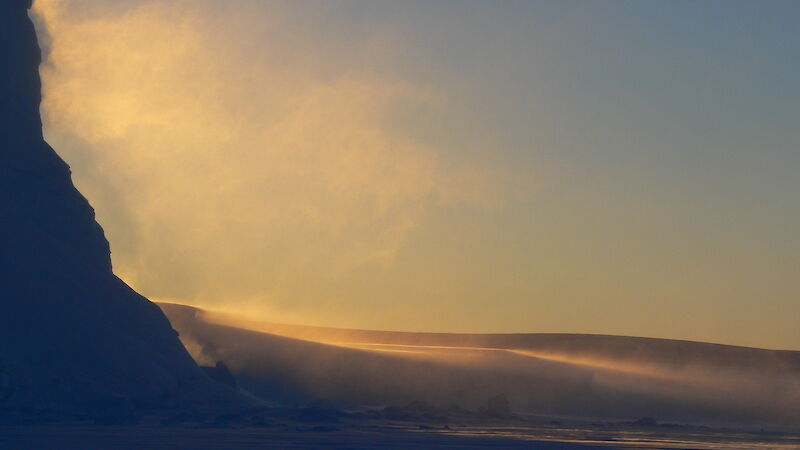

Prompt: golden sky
xmin=32 ymin=0 xmax=800 ymax=349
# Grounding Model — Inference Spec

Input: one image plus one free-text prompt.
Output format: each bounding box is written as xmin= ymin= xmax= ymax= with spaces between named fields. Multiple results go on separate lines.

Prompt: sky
xmin=31 ymin=0 xmax=800 ymax=349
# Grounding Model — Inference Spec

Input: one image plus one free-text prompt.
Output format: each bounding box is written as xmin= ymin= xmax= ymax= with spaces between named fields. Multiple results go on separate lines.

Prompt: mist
xmin=32 ymin=0 xmax=504 ymax=326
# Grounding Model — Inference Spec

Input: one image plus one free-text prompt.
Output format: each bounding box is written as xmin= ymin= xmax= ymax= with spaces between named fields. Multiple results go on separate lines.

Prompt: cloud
xmin=32 ymin=0 xmax=501 ymax=311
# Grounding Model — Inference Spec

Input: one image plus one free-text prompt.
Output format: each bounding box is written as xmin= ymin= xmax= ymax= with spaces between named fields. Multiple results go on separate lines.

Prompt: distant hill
xmin=0 ymin=2 xmax=239 ymax=423
xmin=160 ymin=302 xmax=800 ymax=427
xmin=167 ymin=303 xmax=800 ymax=374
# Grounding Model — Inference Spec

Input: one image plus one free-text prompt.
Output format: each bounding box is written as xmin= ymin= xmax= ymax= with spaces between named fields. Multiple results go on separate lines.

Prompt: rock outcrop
xmin=0 ymin=0 xmax=237 ymax=421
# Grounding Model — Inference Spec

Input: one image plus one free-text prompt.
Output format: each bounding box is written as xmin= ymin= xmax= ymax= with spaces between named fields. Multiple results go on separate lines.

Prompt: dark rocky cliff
xmin=0 ymin=0 xmax=237 ymax=421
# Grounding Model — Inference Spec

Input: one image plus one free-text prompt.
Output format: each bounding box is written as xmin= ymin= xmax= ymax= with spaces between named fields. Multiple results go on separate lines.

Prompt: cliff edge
xmin=0 ymin=1 xmax=238 ymax=422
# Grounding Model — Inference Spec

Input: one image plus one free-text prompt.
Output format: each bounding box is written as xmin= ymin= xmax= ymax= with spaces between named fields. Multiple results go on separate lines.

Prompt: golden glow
xmin=30 ymin=1 xmax=800 ymax=349
xmin=33 ymin=0 xmax=501 ymax=322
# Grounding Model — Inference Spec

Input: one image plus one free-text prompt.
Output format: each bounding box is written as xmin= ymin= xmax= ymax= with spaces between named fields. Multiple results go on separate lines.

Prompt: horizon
xmin=155 ymin=300 xmax=798 ymax=352
xmin=31 ymin=0 xmax=800 ymax=350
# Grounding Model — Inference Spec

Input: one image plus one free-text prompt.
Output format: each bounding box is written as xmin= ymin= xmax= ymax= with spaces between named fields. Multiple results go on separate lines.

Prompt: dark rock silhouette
xmin=201 ymin=362 xmax=238 ymax=390
xmin=0 ymin=1 xmax=238 ymax=422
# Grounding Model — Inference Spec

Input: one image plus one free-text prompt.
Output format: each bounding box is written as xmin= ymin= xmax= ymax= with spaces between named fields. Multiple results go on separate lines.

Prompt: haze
xmin=32 ymin=0 xmax=800 ymax=349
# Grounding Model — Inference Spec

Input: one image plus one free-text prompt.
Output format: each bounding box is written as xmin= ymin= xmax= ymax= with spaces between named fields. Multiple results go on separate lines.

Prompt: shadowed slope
xmin=184 ymin=305 xmax=800 ymax=374
xmin=160 ymin=302 xmax=800 ymax=428
xmin=0 ymin=1 xmax=237 ymax=421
